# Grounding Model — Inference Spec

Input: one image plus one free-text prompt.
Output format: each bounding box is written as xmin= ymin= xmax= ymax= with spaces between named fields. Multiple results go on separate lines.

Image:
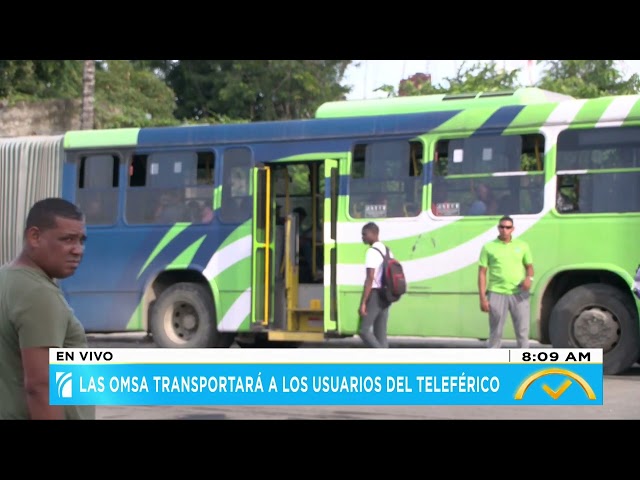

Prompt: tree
xmin=93 ymin=60 xmax=178 ymax=128
xmin=0 ymin=60 xmax=82 ymax=102
xmin=376 ymin=61 xmax=521 ymax=97
xmin=166 ymin=60 xmax=353 ymax=122
xmin=81 ymin=60 xmax=96 ymax=130
xmin=537 ymin=60 xmax=640 ymax=98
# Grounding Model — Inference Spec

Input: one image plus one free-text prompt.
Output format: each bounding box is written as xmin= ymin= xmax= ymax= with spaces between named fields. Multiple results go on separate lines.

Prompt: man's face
xmin=361 ymin=228 xmax=374 ymax=245
xmin=497 ymin=220 xmax=514 ymax=240
xmin=28 ymin=216 xmax=87 ymax=279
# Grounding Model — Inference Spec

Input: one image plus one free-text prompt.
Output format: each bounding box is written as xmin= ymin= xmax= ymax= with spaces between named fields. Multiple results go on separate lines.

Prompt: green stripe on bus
xmin=64 ymin=128 xmax=140 ymax=149
xmin=137 ymin=223 xmax=191 ymax=278
xmin=622 ymin=98 xmax=640 ymax=126
xmin=569 ymin=97 xmax=614 ymax=129
xmin=430 ymin=107 xmax=500 ymax=134
xmin=167 ymin=235 xmax=207 ymax=270
xmin=502 ymin=103 xmax=559 ymax=134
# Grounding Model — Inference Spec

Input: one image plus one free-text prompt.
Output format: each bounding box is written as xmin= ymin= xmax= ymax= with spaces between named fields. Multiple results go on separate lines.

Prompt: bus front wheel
xmin=549 ymin=283 xmax=640 ymax=375
xmin=150 ymin=282 xmax=235 ymax=348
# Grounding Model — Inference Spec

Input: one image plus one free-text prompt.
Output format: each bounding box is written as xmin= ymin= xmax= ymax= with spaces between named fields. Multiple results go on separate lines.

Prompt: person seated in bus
xmin=82 ymin=196 xmax=113 ymax=225
xmin=201 ymin=205 xmax=214 ymax=223
xmin=275 ymin=205 xmax=285 ymax=225
xmin=468 ymin=182 xmax=498 ymax=216
xmin=186 ymin=200 xmax=214 ymax=224
xmin=293 ymin=207 xmax=313 ymax=283
xmin=155 ymin=191 xmax=188 ymax=224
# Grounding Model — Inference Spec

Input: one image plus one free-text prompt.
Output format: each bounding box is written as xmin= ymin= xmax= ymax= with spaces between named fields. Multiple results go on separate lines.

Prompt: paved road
xmin=89 ymin=334 xmax=640 ymax=420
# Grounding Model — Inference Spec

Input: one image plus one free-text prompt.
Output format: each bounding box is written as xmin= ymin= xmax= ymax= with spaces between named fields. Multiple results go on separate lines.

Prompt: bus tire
xmin=549 ymin=283 xmax=640 ymax=375
xmin=150 ymin=282 xmax=235 ymax=349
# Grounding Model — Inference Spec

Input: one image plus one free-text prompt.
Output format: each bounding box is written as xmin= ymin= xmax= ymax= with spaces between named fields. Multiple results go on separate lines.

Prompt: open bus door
xmin=250 ymin=164 xmax=274 ymax=328
xmin=323 ymin=159 xmax=339 ymax=334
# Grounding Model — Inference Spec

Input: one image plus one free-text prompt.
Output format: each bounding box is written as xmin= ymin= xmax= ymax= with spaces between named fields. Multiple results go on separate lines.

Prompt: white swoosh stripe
xmin=326 ymin=211 xmax=459 ymax=244
xmin=218 ymin=287 xmax=251 ymax=332
xmin=595 ymin=96 xmax=639 ymax=128
xmin=336 ymin=210 xmax=549 ymax=286
xmin=546 ymin=99 xmax=587 ymax=125
xmin=203 ymin=235 xmax=252 ymax=281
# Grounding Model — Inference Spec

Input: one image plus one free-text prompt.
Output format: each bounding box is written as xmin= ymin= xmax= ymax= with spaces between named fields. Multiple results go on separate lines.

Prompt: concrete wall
xmin=0 ymin=99 xmax=81 ymax=137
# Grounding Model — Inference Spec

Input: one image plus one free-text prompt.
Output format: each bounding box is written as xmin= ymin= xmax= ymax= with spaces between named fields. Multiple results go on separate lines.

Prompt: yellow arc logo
xmin=514 ymin=368 xmax=597 ymax=401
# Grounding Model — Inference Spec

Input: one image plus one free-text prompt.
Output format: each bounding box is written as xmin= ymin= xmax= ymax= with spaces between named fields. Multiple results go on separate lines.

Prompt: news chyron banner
xmin=49 ymin=349 xmax=603 ymax=406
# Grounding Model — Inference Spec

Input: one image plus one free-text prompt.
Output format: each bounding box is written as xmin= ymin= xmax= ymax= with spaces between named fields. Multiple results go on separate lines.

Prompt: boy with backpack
xmin=359 ymin=222 xmax=406 ymax=348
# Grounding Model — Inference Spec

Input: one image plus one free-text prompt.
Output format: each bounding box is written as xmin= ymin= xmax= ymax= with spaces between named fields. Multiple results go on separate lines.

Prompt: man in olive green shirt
xmin=0 ymin=198 xmax=95 ymax=420
xmin=478 ymin=216 xmax=534 ymax=349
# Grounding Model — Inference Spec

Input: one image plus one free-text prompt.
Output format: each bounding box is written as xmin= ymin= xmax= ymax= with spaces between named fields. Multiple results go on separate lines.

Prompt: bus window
xmin=76 ymin=154 xmax=119 ymax=225
xmin=349 ymin=140 xmax=423 ymax=219
xmin=220 ymin=147 xmax=253 ymax=224
xmin=556 ymin=126 xmax=640 ymax=214
xmin=125 ymin=150 xmax=215 ymax=225
xmin=432 ymin=133 xmax=545 ymax=217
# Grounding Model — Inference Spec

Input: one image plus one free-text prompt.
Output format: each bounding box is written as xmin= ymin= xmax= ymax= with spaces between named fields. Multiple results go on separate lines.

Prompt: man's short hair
xmin=362 ymin=222 xmax=379 ymax=235
xmin=25 ymin=198 xmax=84 ymax=234
xmin=499 ymin=215 xmax=514 ymax=225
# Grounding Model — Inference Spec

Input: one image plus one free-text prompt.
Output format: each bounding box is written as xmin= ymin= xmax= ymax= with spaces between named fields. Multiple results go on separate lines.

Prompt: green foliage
xmin=8 ymin=60 xmax=638 ymax=130
xmin=537 ymin=60 xmax=640 ymax=98
xmin=379 ymin=60 xmax=640 ymax=100
xmin=0 ymin=60 xmax=82 ymax=101
xmin=94 ymin=60 xmax=178 ymax=128
xmin=167 ymin=60 xmax=352 ymax=122
xmin=378 ymin=61 xmax=520 ymax=97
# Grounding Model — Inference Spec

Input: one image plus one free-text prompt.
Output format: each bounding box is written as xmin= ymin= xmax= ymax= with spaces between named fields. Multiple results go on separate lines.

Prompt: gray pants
xmin=359 ymin=290 xmax=389 ymax=348
xmin=487 ymin=291 xmax=530 ymax=349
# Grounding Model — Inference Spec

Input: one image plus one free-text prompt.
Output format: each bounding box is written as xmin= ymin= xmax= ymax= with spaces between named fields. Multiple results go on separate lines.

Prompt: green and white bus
xmin=1 ymin=87 xmax=638 ymax=374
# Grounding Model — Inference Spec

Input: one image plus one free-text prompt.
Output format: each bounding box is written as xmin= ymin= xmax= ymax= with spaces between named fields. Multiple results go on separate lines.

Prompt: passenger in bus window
xmin=201 ymin=205 xmax=214 ymax=223
xmin=83 ymin=197 xmax=111 ymax=225
xmin=294 ymin=207 xmax=314 ymax=283
xmin=186 ymin=200 xmax=213 ymax=224
xmin=155 ymin=191 xmax=187 ymax=223
xmin=468 ymin=182 xmax=498 ymax=216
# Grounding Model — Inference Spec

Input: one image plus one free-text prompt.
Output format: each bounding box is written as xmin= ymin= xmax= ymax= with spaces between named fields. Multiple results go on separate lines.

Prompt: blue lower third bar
xmin=49 ymin=363 xmax=603 ymax=406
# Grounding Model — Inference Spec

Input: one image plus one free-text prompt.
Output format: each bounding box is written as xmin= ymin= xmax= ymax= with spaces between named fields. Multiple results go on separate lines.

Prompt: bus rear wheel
xmin=150 ymin=282 xmax=235 ymax=348
xmin=549 ymin=283 xmax=640 ymax=375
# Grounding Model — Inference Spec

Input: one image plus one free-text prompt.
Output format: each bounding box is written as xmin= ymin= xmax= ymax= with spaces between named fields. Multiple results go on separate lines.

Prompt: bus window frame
xmin=426 ymin=130 xmax=547 ymax=220
xmin=75 ymin=150 xmax=122 ymax=228
xmin=553 ymin=124 xmax=640 ymax=217
xmin=123 ymin=147 xmax=217 ymax=227
xmin=346 ymin=137 xmax=426 ymax=221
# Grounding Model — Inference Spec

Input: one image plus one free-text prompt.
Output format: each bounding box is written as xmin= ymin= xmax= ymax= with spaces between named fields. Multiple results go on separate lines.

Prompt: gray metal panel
xmin=0 ymin=135 xmax=65 ymax=266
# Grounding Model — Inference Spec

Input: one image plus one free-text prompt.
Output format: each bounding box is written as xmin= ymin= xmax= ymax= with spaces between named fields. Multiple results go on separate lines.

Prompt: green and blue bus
xmin=1 ymin=87 xmax=639 ymax=375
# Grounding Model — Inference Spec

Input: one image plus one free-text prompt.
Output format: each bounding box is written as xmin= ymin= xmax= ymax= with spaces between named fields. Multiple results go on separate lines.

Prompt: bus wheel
xmin=150 ymin=282 xmax=235 ymax=348
xmin=549 ymin=283 xmax=640 ymax=375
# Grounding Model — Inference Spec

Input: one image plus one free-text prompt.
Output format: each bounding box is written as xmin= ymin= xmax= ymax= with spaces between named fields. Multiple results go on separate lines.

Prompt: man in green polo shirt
xmin=478 ymin=215 xmax=534 ymax=349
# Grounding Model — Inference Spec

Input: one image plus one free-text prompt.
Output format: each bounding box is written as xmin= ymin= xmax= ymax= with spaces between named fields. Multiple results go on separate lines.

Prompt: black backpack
xmin=373 ymin=246 xmax=407 ymax=304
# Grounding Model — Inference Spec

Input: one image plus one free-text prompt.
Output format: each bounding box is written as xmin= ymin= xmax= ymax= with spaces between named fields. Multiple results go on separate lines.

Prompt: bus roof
xmin=62 ymin=89 xmax=640 ymax=151
xmin=62 ymin=111 xmax=465 ymax=150
xmin=315 ymin=87 xmax=575 ymax=119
